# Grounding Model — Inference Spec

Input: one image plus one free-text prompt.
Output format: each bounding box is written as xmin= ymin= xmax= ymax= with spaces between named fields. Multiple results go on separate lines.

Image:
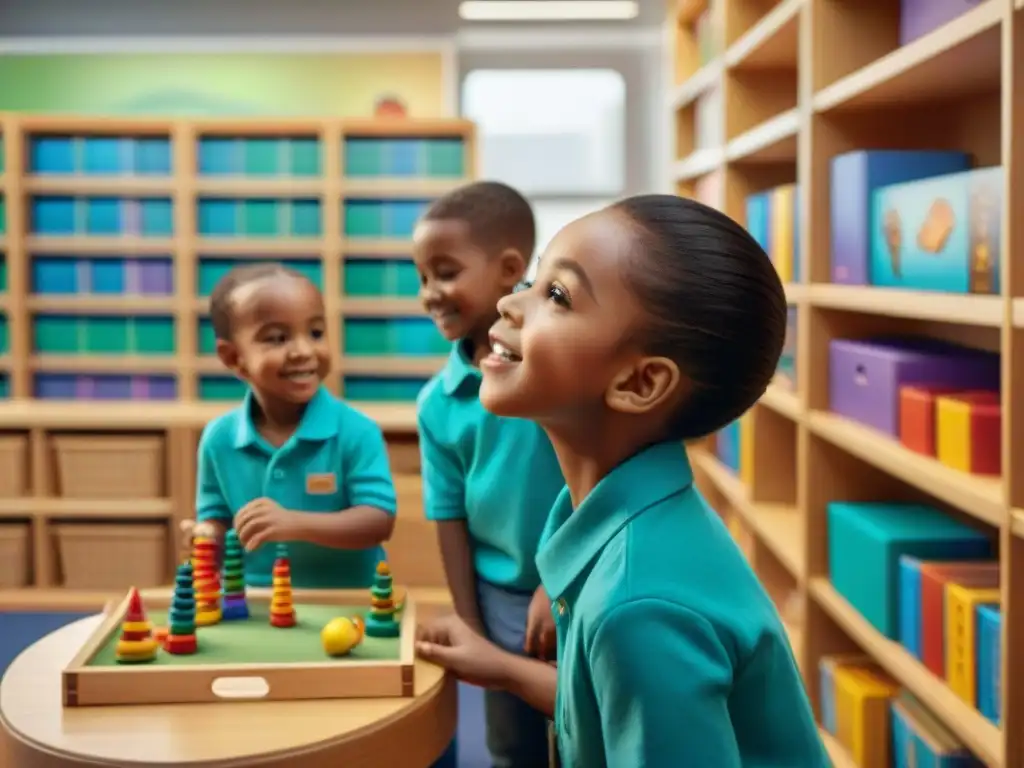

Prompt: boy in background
xmin=180 ymin=263 xmax=397 ymax=589
xmin=413 ymin=182 xmax=564 ymax=767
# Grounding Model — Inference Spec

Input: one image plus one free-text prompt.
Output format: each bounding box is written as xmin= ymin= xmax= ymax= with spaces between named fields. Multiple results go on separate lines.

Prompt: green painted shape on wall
xmin=34 ymin=316 xmax=80 ymax=353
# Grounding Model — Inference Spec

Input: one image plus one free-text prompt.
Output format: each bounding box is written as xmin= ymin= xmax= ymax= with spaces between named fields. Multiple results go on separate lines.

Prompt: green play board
xmin=86 ymin=602 xmax=402 ymax=667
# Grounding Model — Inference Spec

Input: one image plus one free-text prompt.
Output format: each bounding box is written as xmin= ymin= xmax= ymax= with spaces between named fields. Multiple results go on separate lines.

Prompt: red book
xmin=919 ymin=561 xmax=999 ymax=678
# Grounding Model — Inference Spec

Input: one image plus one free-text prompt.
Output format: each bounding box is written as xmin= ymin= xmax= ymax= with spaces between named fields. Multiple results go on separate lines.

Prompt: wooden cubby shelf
xmin=0 ymin=114 xmax=475 ymax=604
xmin=672 ymin=0 xmax=1024 ymax=764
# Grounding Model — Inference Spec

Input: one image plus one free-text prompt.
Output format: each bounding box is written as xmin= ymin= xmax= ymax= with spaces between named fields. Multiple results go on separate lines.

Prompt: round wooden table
xmin=0 ymin=615 xmax=457 ymax=767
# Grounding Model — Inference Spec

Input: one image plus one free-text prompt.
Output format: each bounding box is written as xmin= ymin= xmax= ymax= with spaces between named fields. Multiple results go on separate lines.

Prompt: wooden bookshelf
xmin=0 ymin=114 xmax=474 ymax=602
xmin=670 ymin=1 xmax=1021 ymax=765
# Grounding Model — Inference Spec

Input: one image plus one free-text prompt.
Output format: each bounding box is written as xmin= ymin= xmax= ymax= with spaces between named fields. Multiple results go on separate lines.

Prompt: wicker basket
xmin=0 ymin=434 xmax=28 ymax=498
xmin=0 ymin=521 xmax=31 ymax=588
xmin=52 ymin=435 xmax=165 ymax=499
xmin=55 ymin=522 xmax=169 ymax=590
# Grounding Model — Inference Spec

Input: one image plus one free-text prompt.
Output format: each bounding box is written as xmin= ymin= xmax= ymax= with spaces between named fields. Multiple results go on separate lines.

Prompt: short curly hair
xmin=208 ymin=263 xmax=315 ymax=341
xmin=422 ymin=180 xmax=536 ymax=259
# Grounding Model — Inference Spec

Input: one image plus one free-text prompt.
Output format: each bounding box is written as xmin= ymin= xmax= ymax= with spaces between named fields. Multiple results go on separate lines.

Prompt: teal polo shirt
xmin=537 ymin=440 xmax=830 ymax=768
xmin=416 ymin=342 xmax=564 ymax=592
xmin=196 ymin=386 xmax=397 ymax=589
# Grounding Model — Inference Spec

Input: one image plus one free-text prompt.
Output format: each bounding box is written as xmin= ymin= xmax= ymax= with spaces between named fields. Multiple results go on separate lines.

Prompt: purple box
xmin=830 ymin=151 xmax=971 ymax=285
xmin=900 ymin=0 xmax=984 ymax=45
xmin=829 ymin=337 xmax=1000 ymax=436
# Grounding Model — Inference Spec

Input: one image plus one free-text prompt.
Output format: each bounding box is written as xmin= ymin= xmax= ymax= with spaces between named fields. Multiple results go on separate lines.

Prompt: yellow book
xmin=936 ymin=395 xmax=972 ymax=472
xmin=739 ymin=411 xmax=755 ymax=488
xmin=770 ymin=184 xmax=795 ymax=283
xmin=945 ymin=583 xmax=1001 ymax=703
xmin=834 ymin=665 xmax=899 ymax=767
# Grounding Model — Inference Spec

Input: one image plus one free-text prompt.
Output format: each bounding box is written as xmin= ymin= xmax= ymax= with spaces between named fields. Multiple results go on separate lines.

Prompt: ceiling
xmin=0 ymin=0 xmax=666 ymax=36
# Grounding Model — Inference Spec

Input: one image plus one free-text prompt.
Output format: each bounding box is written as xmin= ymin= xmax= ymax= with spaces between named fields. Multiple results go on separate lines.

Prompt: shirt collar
xmin=441 ymin=340 xmax=481 ymax=396
xmin=536 ymin=440 xmax=694 ymax=601
xmin=233 ymin=385 xmax=337 ymax=449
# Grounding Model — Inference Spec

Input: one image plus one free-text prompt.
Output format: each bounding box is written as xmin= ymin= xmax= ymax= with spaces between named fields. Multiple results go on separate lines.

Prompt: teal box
xmin=871 ymin=166 xmax=1002 ymax=295
xmin=976 ymin=603 xmax=1001 ymax=725
xmin=898 ymin=555 xmax=923 ymax=659
xmin=344 ymin=200 xmax=384 ymax=238
xmin=891 ymin=695 xmax=983 ymax=768
xmin=827 ymin=502 xmax=993 ymax=638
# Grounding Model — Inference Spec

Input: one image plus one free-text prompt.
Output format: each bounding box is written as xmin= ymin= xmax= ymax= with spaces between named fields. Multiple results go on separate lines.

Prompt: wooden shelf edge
xmin=725 ymin=108 xmax=799 ymax=163
xmin=1011 ymin=509 xmax=1024 ymax=539
xmin=674 ymin=147 xmax=724 ymax=182
xmin=676 ymin=0 xmax=708 ymax=26
xmin=811 ymin=1 xmax=1002 ymax=112
xmin=810 ymin=579 xmax=1003 ymax=766
xmin=0 ymin=497 xmax=173 ymax=518
xmin=760 ymin=383 xmax=802 ymax=421
xmin=1012 ymin=298 xmax=1024 ymax=327
xmin=819 ymin=730 xmax=857 ymax=768
xmin=669 ymin=61 xmax=723 ymax=110
xmin=808 ymin=284 xmax=1003 ymax=326
xmin=723 ymin=0 xmax=801 ymax=70
xmin=690 ymin=449 xmax=805 ymax=579
xmin=807 ymin=411 xmax=1004 ymax=528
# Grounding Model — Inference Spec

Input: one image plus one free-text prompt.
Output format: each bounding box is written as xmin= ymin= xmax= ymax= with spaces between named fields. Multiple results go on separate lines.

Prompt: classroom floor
xmin=0 ymin=612 xmax=490 ymax=768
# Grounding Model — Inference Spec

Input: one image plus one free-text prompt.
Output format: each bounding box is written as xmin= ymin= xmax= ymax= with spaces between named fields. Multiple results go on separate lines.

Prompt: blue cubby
xmin=343 ymin=199 xmax=430 ymax=239
xmin=197 ymin=198 xmax=322 ymax=238
xmin=32 ymin=196 xmax=76 ymax=234
xmin=198 ymin=199 xmax=238 ymax=236
xmin=141 ymin=199 xmax=174 ymax=236
xmin=196 ymin=257 xmax=323 ymax=296
xmin=0 ymin=374 xmax=8 ymax=398
xmin=0 ymin=314 xmax=8 ymax=355
xmin=198 ymin=136 xmax=322 ymax=176
xmin=34 ymin=373 xmax=177 ymax=400
xmin=33 ymin=257 xmax=174 ymax=296
xmin=343 ymin=376 xmax=429 ymax=402
xmin=343 ymin=137 xmax=465 ymax=178
xmin=344 ymin=317 xmax=447 ymax=356
xmin=29 ymin=134 xmax=172 ymax=175
xmin=86 ymin=198 xmax=121 ymax=235
xmin=31 ymin=196 xmax=174 ymax=237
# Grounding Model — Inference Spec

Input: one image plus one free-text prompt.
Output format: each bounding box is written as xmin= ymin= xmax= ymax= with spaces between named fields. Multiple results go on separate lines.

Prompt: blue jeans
xmin=477 ymin=579 xmax=550 ymax=768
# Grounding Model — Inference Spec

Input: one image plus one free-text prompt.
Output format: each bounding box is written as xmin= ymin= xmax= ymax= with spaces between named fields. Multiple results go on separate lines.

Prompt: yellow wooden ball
xmin=321 ymin=616 xmax=363 ymax=657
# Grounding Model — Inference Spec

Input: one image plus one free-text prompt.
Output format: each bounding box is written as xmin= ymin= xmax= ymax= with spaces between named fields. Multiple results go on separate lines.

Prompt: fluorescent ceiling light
xmin=459 ymin=1 xmax=640 ymax=21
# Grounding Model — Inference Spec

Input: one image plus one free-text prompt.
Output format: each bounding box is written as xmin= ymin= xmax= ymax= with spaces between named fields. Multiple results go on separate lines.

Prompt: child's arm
xmin=418 ymin=419 xmax=481 ymax=631
xmin=590 ymin=600 xmax=742 ymax=767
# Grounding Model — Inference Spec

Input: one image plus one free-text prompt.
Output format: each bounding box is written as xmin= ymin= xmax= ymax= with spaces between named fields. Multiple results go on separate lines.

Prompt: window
xmin=461 ymin=68 xmax=626 ymax=262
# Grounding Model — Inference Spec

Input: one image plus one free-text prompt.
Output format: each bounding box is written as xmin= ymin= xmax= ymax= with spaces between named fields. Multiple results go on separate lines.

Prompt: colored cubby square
xmin=34 ymin=373 xmax=77 ymax=399
xmin=0 ymin=375 xmax=7 ymax=398
xmin=198 ymin=137 xmax=241 ymax=175
xmin=289 ymin=138 xmax=321 ymax=176
xmin=343 ymin=318 xmax=395 ymax=355
xmin=244 ymin=138 xmax=282 ymax=175
xmin=0 ymin=260 xmax=7 ymax=292
xmin=141 ymin=198 xmax=174 ymax=236
xmin=290 ymin=199 xmax=321 ymax=236
xmin=0 ymin=197 xmax=6 ymax=234
xmin=197 ymin=259 xmax=236 ymax=295
xmin=344 ymin=200 xmax=384 ymax=238
xmin=386 ymin=200 xmax=428 ymax=238
xmin=90 ymin=259 xmax=126 ymax=294
xmin=137 ymin=259 xmax=174 ymax=295
xmin=395 ymin=317 xmax=448 ymax=355
xmin=243 ymin=199 xmax=280 ymax=237
xmin=283 ymin=259 xmax=323 ymax=289
xmin=0 ymin=314 xmax=8 ymax=353
xmin=86 ymin=197 xmax=123 ymax=235
xmin=32 ymin=258 xmax=79 ymax=294
xmin=426 ymin=139 xmax=465 ymax=177
xmin=134 ymin=137 xmax=172 ymax=175
xmin=82 ymin=137 xmax=125 ymax=175
xmin=384 ymin=140 xmax=423 ymax=177
xmin=343 ymin=376 xmax=428 ymax=402
xmin=32 ymin=196 xmax=77 ymax=235
xmin=34 ymin=315 xmax=81 ymax=353
xmin=344 ymin=138 xmax=384 ymax=177
xmin=199 ymin=375 xmax=246 ymax=401
xmin=133 ymin=316 xmax=175 ymax=354
xmin=82 ymin=316 xmax=130 ymax=354
xmin=198 ymin=199 xmax=239 ymax=236
xmin=30 ymin=136 xmax=76 ymax=174
xmin=91 ymin=375 xmax=133 ymax=399
xmin=145 ymin=376 xmax=178 ymax=400
xmin=343 ymin=259 xmax=420 ymax=297
xmin=198 ymin=317 xmax=217 ymax=355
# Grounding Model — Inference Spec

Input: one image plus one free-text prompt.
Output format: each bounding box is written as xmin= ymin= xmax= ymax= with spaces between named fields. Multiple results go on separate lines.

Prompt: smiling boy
xmin=181 ymin=263 xmax=397 ymax=589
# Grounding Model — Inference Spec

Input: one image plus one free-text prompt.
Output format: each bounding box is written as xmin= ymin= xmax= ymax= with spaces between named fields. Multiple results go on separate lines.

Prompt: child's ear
xmin=605 ymin=356 xmax=685 ymax=416
xmin=215 ymin=339 xmax=247 ymax=378
xmin=498 ymin=247 xmax=529 ymax=288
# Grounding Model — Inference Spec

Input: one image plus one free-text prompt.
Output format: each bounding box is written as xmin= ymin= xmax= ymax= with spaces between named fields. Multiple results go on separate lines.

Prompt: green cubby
xmin=33 ymin=315 xmax=176 ymax=355
xmin=343 ymin=317 xmax=447 ymax=357
xmin=243 ymin=199 xmax=279 ymax=237
xmin=199 ymin=375 xmax=246 ymax=401
xmin=343 ymin=259 xmax=420 ymax=298
xmin=196 ymin=258 xmax=323 ymax=296
xmin=0 ymin=197 xmax=5 ymax=235
xmin=0 ymin=259 xmax=6 ymax=292
xmin=244 ymin=138 xmax=281 ymax=176
xmin=0 ymin=314 xmax=8 ymax=354
xmin=198 ymin=317 xmax=216 ymax=355
xmin=426 ymin=139 xmax=466 ymax=177
xmin=343 ymin=376 xmax=428 ymax=402
xmin=344 ymin=200 xmax=384 ymax=238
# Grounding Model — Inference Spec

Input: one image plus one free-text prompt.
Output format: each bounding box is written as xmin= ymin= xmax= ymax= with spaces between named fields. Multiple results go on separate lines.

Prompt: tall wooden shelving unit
xmin=0 ymin=115 xmax=474 ymax=610
xmin=669 ymin=1 xmax=1022 ymax=766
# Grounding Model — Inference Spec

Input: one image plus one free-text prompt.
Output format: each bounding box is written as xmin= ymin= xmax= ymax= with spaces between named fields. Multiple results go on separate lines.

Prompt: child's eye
xmin=547 ymin=283 xmax=571 ymax=307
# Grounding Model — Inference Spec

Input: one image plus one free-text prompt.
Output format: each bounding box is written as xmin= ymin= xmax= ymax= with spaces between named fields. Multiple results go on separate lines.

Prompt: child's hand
xmin=416 ymin=614 xmax=510 ymax=689
xmin=178 ymin=519 xmax=218 ymax=552
xmin=235 ymin=498 xmax=299 ymax=551
xmin=525 ymin=586 xmax=557 ymax=660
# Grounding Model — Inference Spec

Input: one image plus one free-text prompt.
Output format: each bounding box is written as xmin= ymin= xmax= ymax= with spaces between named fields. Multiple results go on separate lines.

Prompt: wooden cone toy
xmin=115 ymin=587 xmax=159 ymax=664
xmin=270 ymin=544 xmax=296 ymax=628
xmin=192 ymin=535 xmax=222 ymax=627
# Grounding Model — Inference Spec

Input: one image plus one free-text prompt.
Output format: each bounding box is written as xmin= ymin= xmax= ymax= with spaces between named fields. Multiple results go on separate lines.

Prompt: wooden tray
xmin=62 ymin=586 xmax=416 ymax=707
